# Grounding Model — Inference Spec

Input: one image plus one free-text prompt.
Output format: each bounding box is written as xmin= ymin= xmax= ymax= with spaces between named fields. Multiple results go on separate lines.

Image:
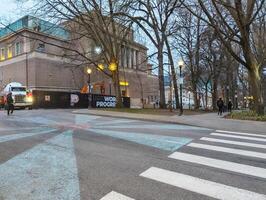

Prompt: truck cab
xmin=0 ymin=82 xmax=33 ymax=109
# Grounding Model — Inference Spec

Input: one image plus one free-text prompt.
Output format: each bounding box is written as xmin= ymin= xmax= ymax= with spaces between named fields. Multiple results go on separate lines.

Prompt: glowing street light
xmin=87 ymin=68 xmax=92 ymax=93
xmin=87 ymin=68 xmax=92 ymax=75
xmin=178 ymin=60 xmax=184 ymax=67
xmin=109 ymin=61 xmax=117 ymax=72
xmin=94 ymin=46 xmax=102 ymax=54
xmin=178 ymin=59 xmax=184 ymax=115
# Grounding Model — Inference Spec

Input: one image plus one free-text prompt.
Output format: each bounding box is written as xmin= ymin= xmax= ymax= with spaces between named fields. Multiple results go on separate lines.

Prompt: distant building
xmin=0 ymin=15 xmax=158 ymax=107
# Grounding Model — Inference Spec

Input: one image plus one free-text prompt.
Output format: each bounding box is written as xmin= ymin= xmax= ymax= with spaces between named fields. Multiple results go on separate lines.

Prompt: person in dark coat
xmin=217 ymin=98 xmax=224 ymax=116
xmin=6 ymin=92 xmax=14 ymax=115
xmin=228 ymin=100 xmax=233 ymax=113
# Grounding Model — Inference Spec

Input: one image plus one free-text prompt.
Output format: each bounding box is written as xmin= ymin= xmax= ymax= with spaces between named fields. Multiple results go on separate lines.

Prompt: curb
xmin=72 ymin=110 xmax=214 ymax=130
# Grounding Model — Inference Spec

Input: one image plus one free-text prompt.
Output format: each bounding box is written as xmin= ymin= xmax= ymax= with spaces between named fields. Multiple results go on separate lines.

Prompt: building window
xmin=122 ymin=90 xmax=127 ymax=97
xmin=136 ymin=51 xmax=139 ymax=69
xmin=7 ymin=45 xmax=12 ymax=59
xmin=15 ymin=42 xmax=22 ymax=56
xmin=0 ymin=48 xmax=5 ymax=61
xmin=36 ymin=43 xmax=45 ymax=52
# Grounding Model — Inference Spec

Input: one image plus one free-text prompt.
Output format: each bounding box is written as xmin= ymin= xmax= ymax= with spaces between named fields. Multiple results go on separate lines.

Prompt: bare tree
xmin=27 ymin=0 xmax=135 ymax=107
xmin=185 ymin=0 xmax=265 ymax=114
xmin=172 ymin=10 xmax=205 ymax=109
xmin=121 ymin=0 xmax=182 ymax=109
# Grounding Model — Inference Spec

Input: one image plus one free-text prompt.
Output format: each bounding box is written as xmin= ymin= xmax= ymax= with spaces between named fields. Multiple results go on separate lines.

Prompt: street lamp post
xmin=87 ymin=68 xmax=92 ymax=93
xmin=87 ymin=68 xmax=92 ymax=108
xmin=178 ymin=60 xmax=184 ymax=115
xmin=188 ymin=91 xmax=191 ymax=110
xmin=235 ymin=92 xmax=238 ymax=110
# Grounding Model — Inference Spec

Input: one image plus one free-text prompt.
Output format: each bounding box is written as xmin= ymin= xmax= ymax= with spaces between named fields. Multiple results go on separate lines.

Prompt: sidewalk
xmin=73 ymin=109 xmax=266 ymax=134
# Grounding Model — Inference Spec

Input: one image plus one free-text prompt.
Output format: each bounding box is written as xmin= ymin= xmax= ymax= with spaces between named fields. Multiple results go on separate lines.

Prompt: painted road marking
xmin=94 ymin=119 xmax=138 ymax=126
xmin=168 ymin=152 xmax=266 ymax=179
xmin=211 ymin=133 xmax=266 ymax=142
xmin=90 ymin=129 xmax=192 ymax=151
xmin=75 ymin=114 xmax=100 ymax=125
xmin=100 ymin=191 xmax=134 ymax=200
xmin=0 ymin=127 xmax=48 ymax=131
xmin=7 ymin=116 xmax=58 ymax=125
xmin=140 ymin=167 xmax=266 ymax=200
xmin=0 ymin=128 xmax=57 ymax=143
xmin=216 ymin=130 xmax=266 ymax=138
xmin=0 ymin=130 xmax=80 ymax=200
xmin=101 ymin=124 xmax=210 ymax=131
xmin=188 ymin=143 xmax=266 ymax=159
xmin=201 ymin=137 xmax=266 ymax=149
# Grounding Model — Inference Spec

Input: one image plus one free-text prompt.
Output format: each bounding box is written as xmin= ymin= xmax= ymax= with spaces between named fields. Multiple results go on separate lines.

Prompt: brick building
xmin=0 ymin=16 xmax=158 ymax=107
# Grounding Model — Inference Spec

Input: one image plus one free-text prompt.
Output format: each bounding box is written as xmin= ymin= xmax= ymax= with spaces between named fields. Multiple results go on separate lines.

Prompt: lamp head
xmin=178 ymin=60 xmax=184 ymax=68
xmin=95 ymin=46 xmax=102 ymax=54
xmin=87 ymin=68 xmax=92 ymax=74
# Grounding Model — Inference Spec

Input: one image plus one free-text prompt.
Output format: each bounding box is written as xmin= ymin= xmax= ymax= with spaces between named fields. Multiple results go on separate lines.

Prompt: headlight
xmin=26 ymin=96 xmax=33 ymax=102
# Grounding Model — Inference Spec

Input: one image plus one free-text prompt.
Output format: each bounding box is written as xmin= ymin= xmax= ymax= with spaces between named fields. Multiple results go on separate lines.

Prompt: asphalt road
xmin=0 ymin=109 xmax=265 ymax=200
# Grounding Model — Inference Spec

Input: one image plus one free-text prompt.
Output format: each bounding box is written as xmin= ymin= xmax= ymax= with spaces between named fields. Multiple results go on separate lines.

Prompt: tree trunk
xmin=205 ymin=82 xmax=208 ymax=110
xmin=249 ymin=66 xmax=264 ymax=114
xmin=165 ymin=37 xmax=180 ymax=109
xmin=158 ymin=46 xmax=166 ymax=108
xmin=192 ymin=81 xmax=200 ymax=109
xmin=212 ymin=81 xmax=218 ymax=111
xmin=113 ymin=70 xmax=123 ymax=108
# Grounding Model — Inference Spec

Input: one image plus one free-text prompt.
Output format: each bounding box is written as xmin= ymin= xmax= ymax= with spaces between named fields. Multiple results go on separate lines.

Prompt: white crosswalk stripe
xmin=168 ymin=152 xmax=266 ymax=179
xmin=200 ymin=137 xmax=266 ymax=149
xmin=139 ymin=129 xmax=266 ymax=199
xmin=211 ymin=133 xmax=266 ymax=142
xmin=100 ymin=191 xmax=134 ymax=200
xmin=216 ymin=130 xmax=266 ymax=138
xmin=140 ymin=167 xmax=266 ymax=200
xmin=187 ymin=143 xmax=266 ymax=159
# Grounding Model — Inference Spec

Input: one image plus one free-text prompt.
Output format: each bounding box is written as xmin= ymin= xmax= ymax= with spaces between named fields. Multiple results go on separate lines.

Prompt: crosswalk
xmin=100 ymin=191 xmax=135 ymax=200
xmin=139 ymin=129 xmax=266 ymax=200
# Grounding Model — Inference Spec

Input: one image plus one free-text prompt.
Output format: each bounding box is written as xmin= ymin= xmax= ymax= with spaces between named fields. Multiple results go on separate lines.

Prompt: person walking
xmin=228 ymin=100 xmax=233 ymax=113
xmin=217 ymin=98 xmax=224 ymax=116
xmin=6 ymin=92 xmax=14 ymax=116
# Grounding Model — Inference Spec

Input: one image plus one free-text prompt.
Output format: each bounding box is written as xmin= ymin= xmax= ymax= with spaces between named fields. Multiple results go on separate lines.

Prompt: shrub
xmin=228 ymin=111 xmax=266 ymax=121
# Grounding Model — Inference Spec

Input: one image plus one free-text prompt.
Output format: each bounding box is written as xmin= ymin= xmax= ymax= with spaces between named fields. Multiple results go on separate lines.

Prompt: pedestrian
xmin=6 ymin=92 xmax=14 ymax=116
xmin=156 ymin=100 xmax=159 ymax=108
xmin=217 ymin=98 xmax=224 ymax=116
xmin=228 ymin=100 xmax=233 ymax=113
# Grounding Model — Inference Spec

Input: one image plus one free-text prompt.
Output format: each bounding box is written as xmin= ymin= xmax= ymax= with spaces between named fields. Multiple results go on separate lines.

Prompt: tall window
xmin=0 ymin=48 xmax=5 ymax=61
xmin=15 ymin=42 xmax=21 ymax=56
xmin=7 ymin=45 xmax=12 ymax=58
xmin=36 ymin=43 xmax=45 ymax=52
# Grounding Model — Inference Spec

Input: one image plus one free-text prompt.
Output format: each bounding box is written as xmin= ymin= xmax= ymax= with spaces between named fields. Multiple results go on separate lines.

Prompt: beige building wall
xmin=0 ymin=18 xmax=159 ymax=107
xmin=90 ymin=67 xmax=158 ymax=108
xmin=0 ymin=52 xmax=84 ymax=92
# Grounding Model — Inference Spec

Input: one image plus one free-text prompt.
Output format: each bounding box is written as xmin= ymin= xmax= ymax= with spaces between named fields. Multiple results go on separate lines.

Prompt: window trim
xmin=0 ymin=48 xmax=5 ymax=61
xmin=15 ymin=42 xmax=21 ymax=56
xmin=7 ymin=44 xmax=12 ymax=59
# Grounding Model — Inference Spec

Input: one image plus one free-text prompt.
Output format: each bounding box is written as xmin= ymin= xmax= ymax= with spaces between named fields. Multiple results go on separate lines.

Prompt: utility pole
xmin=26 ymin=52 xmax=29 ymax=88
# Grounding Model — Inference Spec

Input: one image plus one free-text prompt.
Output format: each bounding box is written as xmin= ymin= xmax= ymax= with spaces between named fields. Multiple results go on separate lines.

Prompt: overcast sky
xmin=0 ymin=0 xmax=32 ymax=26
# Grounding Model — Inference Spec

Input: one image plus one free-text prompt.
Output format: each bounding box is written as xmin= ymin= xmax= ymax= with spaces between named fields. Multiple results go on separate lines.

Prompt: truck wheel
xmin=28 ymin=106 xmax=33 ymax=110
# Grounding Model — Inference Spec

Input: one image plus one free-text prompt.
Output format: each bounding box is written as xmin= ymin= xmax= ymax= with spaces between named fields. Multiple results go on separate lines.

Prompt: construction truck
xmin=0 ymin=82 xmax=33 ymax=109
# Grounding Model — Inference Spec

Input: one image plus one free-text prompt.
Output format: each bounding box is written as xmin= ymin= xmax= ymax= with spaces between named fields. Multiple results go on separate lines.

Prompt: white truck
xmin=0 ymin=82 xmax=33 ymax=109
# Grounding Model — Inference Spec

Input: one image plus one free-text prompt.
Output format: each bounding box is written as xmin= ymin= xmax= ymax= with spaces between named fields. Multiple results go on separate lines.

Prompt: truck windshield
xmin=11 ymin=87 xmax=26 ymax=92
